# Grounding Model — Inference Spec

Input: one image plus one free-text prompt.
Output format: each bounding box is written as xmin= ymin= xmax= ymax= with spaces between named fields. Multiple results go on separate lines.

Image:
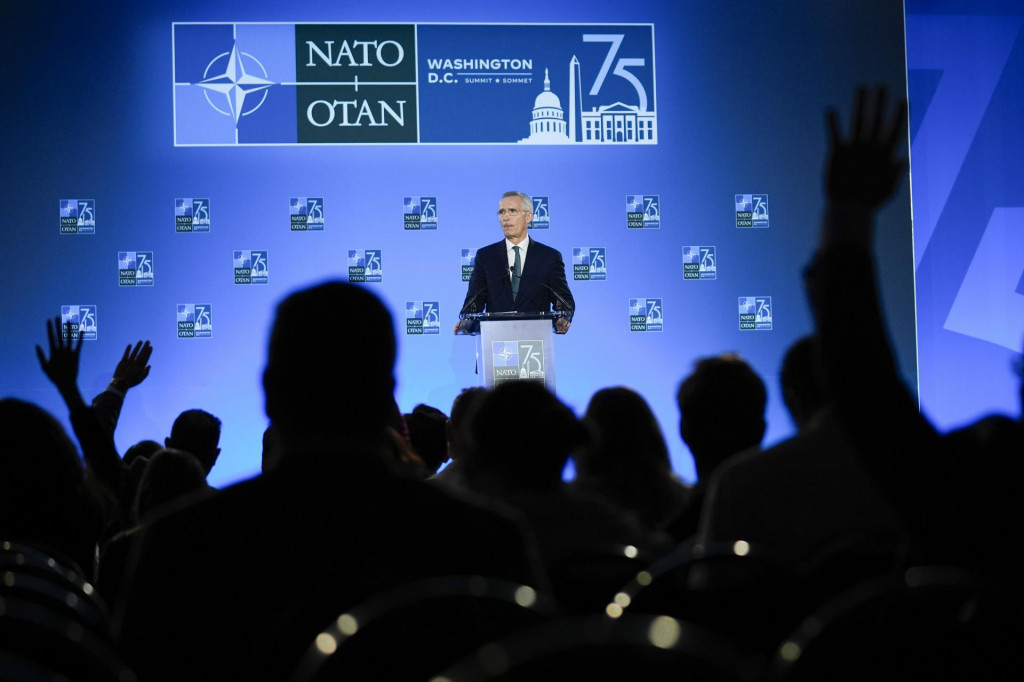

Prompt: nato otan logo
xmin=572 ymin=247 xmax=606 ymax=281
xmin=177 ymin=304 xmax=212 ymax=338
xmin=682 ymin=246 xmax=716 ymax=280
xmin=406 ymin=301 xmax=440 ymax=335
xmin=233 ymin=250 xmax=269 ymax=284
xmin=118 ymin=252 xmax=154 ymax=287
xmin=461 ymin=248 xmax=477 ymax=282
xmin=403 ymin=197 xmax=437 ymax=230
xmin=290 ymin=197 xmax=325 ymax=231
xmin=735 ymin=194 xmax=769 ymax=228
xmin=59 ymin=200 xmax=95 ymax=234
xmin=629 ymin=298 xmax=663 ymax=332
xmin=626 ymin=195 xmax=660 ymax=229
xmin=60 ymin=305 xmax=98 ymax=341
xmin=348 ymin=249 xmax=382 ymax=283
xmin=492 ymin=340 xmax=546 ymax=385
xmin=175 ymin=198 xmax=211 ymax=232
xmin=528 ymin=196 xmax=549 ymax=230
xmin=739 ymin=296 xmax=772 ymax=331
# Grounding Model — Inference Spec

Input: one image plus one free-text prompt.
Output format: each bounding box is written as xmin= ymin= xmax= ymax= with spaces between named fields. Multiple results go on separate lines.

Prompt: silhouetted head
xmin=166 ymin=409 xmax=221 ymax=474
xmin=0 ymin=398 xmax=82 ymax=496
xmin=471 ymin=382 xmax=584 ymax=490
xmin=404 ymin=404 xmax=449 ymax=473
xmin=448 ymin=387 xmax=488 ymax=463
xmin=780 ymin=335 xmax=826 ymax=430
xmin=263 ymin=281 xmax=396 ymax=447
xmin=124 ymin=439 xmax=162 ymax=468
xmin=577 ymin=386 xmax=672 ymax=477
xmin=677 ymin=354 xmax=767 ymax=481
xmin=0 ymin=399 xmax=90 ymax=555
xmin=134 ymin=448 xmax=209 ymax=521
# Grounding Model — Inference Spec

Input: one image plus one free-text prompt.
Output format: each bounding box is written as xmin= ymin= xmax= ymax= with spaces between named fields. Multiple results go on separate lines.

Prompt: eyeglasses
xmin=497 ymin=208 xmax=528 ymax=217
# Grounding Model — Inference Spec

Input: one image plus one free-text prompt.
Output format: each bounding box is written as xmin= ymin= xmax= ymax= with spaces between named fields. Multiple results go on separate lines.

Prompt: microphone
xmin=459 ymin=290 xmax=483 ymax=318
xmin=459 ymin=271 xmax=516 ymax=318
xmin=516 ymin=273 xmax=575 ymax=321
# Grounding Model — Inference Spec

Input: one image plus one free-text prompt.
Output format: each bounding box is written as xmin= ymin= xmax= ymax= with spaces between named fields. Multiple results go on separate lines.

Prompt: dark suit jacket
xmin=115 ymin=448 xmax=546 ymax=681
xmin=462 ymin=238 xmax=574 ymax=320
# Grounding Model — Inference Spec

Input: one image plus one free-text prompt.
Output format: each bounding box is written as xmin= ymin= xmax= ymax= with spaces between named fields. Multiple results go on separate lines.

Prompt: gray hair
xmin=501 ymin=191 xmax=533 ymax=213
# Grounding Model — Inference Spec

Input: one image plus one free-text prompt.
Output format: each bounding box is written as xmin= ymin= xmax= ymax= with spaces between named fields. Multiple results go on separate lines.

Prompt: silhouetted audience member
xmin=115 ymin=282 xmax=546 ymax=682
xmin=779 ymin=336 xmax=825 ymax=430
xmin=700 ymin=336 xmax=907 ymax=569
xmin=165 ymin=409 xmax=221 ymax=475
xmin=404 ymin=403 xmax=449 ymax=474
xmin=123 ymin=439 xmax=162 ymax=467
xmin=430 ymin=386 xmax=488 ymax=489
xmin=465 ymin=381 xmax=671 ymax=609
xmin=133 ymin=449 xmax=212 ymax=521
xmin=97 ymin=449 xmax=213 ymax=603
xmin=570 ymin=386 xmax=691 ymax=529
xmin=0 ymin=398 xmax=102 ymax=574
xmin=662 ymin=354 xmax=767 ymax=541
xmin=807 ymin=86 xmax=1024 ymax=574
xmin=108 ymin=440 xmax=163 ymax=536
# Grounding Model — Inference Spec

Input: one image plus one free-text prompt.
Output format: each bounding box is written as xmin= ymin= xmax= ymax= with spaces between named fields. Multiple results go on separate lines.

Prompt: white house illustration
xmin=580 ymin=101 xmax=657 ymax=143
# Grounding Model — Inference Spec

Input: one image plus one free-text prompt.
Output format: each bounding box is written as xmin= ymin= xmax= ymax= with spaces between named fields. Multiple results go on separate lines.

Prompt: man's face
xmin=498 ymin=196 xmax=532 ymax=244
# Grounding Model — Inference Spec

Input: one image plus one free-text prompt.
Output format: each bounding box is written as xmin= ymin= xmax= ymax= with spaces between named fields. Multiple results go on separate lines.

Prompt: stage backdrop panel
xmin=1 ymin=1 xmax=915 ymax=487
xmin=905 ymin=0 xmax=1024 ymax=431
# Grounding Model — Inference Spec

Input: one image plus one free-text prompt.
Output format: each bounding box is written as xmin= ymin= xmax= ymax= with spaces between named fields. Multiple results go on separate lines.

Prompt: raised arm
xmin=36 ymin=317 xmax=87 ymax=410
xmin=808 ymin=87 xmax=947 ymax=543
xmin=92 ymin=340 xmax=153 ymax=433
xmin=37 ymin=317 xmax=126 ymax=501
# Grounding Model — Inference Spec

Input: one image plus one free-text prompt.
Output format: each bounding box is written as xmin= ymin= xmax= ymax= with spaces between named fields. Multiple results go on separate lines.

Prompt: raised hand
xmin=36 ymin=316 xmax=85 ymax=407
xmin=112 ymin=340 xmax=153 ymax=389
xmin=825 ymin=86 xmax=908 ymax=210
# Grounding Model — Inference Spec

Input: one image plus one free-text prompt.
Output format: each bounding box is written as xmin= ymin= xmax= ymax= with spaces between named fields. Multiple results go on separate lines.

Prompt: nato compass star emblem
xmin=198 ymin=44 xmax=274 ymax=124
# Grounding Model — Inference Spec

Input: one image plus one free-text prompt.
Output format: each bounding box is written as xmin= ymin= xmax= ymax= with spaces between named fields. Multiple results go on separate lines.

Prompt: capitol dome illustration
xmin=520 ymin=68 xmax=569 ymax=144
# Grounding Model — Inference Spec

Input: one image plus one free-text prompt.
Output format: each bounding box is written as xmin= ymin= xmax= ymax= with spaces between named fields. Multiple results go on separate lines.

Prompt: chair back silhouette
xmin=288 ymin=575 xmax=559 ymax=681
xmin=0 ymin=594 xmax=136 ymax=682
xmin=547 ymin=543 xmax=655 ymax=612
xmin=767 ymin=566 xmax=1024 ymax=682
xmin=614 ymin=542 xmax=826 ymax=654
xmin=1 ymin=540 xmax=110 ymax=633
xmin=432 ymin=613 xmax=766 ymax=681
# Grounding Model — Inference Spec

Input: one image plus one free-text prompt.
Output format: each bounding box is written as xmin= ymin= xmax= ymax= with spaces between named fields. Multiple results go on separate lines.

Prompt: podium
xmin=457 ymin=312 xmax=564 ymax=390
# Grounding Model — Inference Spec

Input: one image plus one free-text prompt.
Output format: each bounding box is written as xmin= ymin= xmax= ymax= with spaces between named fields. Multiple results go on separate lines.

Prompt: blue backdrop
xmin=906 ymin=0 xmax=1024 ymax=431
xmin=1 ymin=1 xmax=920 ymax=487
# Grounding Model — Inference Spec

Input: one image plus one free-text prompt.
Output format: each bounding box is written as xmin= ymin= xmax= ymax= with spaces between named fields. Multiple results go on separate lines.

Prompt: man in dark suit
xmin=454 ymin=191 xmax=574 ymax=334
xmin=115 ymin=282 xmax=546 ymax=681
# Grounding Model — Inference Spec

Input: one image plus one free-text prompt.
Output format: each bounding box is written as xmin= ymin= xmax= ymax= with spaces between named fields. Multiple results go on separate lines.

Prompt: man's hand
xmin=453 ymin=319 xmax=469 ymax=335
xmin=825 ymin=86 xmax=907 ymax=210
xmin=112 ymin=340 xmax=153 ymax=389
xmin=555 ymin=317 xmax=570 ymax=335
xmin=36 ymin=316 xmax=85 ymax=408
